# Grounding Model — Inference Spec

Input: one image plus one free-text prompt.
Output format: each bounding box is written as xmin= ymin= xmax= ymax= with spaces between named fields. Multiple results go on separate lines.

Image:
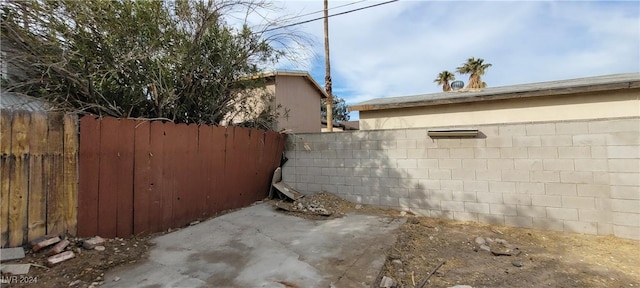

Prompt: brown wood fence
xmin=77 ymin=116 xmax=286 ymax=238
xmin=0 ymin=110 xmax=78 ymax=248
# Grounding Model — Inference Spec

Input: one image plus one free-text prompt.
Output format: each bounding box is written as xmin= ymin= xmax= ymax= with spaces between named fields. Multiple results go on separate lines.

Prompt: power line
xmin=279 ymin=0 xmax=367 ymax=23
xmin=263 ymin=0 xmax=399 ymax=33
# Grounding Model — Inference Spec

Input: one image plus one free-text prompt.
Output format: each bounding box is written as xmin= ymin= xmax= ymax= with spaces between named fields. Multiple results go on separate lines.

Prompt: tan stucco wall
xmin=275 ymin=75 xmax=322 ymax=133
xmin=360 ymin=90 xmax=640 ymax=130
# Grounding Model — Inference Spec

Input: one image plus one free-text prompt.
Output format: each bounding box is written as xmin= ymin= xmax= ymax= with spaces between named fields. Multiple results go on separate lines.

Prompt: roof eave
xmin=349 ymin=80 xmax=640 ymax=112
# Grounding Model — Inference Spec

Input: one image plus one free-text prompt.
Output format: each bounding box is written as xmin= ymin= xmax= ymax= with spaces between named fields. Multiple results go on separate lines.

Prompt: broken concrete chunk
xmin=33 ymin=236 xmax=61 ymax=252
xmin=47 ymin=239 xmax=71 ymax=256
xmin=83 ymin=236 xmax=105 ymax=249
xmin=474 ymin=236 xmax=486 ymax=245
xmin=47 ymin=251 xmax=75 ymax=266
xmin=0 ymin=247 xmax=25 ymax=261
xmin=0 ymin=264 xmax=31 ymax=275
xmin=380 ymin=276 xmax=397 ymax=288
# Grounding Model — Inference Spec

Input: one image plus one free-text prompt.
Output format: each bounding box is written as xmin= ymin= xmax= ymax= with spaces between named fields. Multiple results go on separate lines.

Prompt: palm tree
xmin=456 ymin=57 xmax=492 ymax=89
xmin=434 ymin=70 xmax=456 ymax=92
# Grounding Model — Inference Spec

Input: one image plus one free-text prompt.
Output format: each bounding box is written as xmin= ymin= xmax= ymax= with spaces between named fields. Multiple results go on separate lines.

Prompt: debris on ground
xmin=32 ymin=236 xmax=60 ymax=252
xmin=269 ymin=191 xmax=394 ymax=220
xmin=471 ymin=236 xmax=521 ymax=256
xmin=0 ymin=247 xmax=25 ymax=261
xmin=381 ymin=216 xmax=640 ymax=287
xmin=380 ymin=275 xmax=397 ymax=288
xmin=269 ymin=167 xmax=304 ymax=201
xmin=0 ymin=264 xmax=31 ymax=275
xmin=46 ymin=250 xmax=75 ymax=266
xmin=46 ymin=239 xmax=70 ymax=256
xmin=1 ymin=191 xmax=639 ymax=287
xmin=0 ymin=234 xmax=151 ymax=287
xmin=82 ymin=236 xmax=105 ymax=250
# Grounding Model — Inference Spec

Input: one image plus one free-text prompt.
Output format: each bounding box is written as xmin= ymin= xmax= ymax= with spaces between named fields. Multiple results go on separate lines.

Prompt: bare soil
xmin=382 ymin=216 xmax=640 ymax=288
xmin=1 ymin=236 xmax=151 ymax=288
xmin=3 ymin=192 xmax=639 ymax=288
xmin=272 ymin=192 xmax=640 ymax=288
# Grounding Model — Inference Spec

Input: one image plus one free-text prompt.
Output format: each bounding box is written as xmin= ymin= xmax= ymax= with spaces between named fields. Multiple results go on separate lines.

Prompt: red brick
xmin=32 ymin=236 xmax=61 ymax=252
xmin=46 ymin=251 xmax=75 ymax=266
xmin=29 ymin=234 xmax=58 ymax=247
xmin=46 ymin=239 xmax=70 ymax=256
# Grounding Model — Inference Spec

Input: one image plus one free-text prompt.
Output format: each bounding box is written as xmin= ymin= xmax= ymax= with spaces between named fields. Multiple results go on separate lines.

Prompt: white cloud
xmin=240 ymin=0 xmax=639 ymax=109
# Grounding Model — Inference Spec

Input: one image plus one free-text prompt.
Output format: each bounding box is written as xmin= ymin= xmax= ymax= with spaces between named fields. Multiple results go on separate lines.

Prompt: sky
xmin=236 ymin=0 xmax=640 ymax=120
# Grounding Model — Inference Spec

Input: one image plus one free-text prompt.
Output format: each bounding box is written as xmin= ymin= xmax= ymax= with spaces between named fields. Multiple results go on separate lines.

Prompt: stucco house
xmin=349 ymin=73 xmax=640 ymax=130
xmin=225 ymin=70 xmax=327 ymax=133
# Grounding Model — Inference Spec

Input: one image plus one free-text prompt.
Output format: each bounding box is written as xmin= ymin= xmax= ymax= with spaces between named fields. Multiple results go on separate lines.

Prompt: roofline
xmin=258 ymin=70 xmax=328 ymax=99
xmin=349 ymin=74 xmax=640 ymax=112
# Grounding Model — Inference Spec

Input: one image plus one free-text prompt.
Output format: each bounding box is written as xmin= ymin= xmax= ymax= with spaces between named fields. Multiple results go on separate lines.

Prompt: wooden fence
xmin=77 ymin=116 xmax=287 ymax=238
xmin=0 ymin=111 xmax=78 ymax=248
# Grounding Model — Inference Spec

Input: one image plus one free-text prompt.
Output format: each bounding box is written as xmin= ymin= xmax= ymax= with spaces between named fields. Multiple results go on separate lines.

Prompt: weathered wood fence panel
xmin=77 ymin=116 xmax=286 ymax=238
xmin=0 ymin=110 xmax=78 ymax=248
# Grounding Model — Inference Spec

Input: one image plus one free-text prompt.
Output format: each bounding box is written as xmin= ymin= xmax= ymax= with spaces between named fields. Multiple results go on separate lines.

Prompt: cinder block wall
xmin=282 ymin=118 xmax=640 ymax=240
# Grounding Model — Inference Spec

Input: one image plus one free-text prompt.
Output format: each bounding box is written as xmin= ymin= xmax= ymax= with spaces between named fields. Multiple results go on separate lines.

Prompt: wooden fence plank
xmin=133 ymin=120 xmax=151 ymax=236
xmin=264 ymin=131 xmax=279 ymax=177
xmin=255 ymin=131 xmax=272 ymax=201
xmin=184 ymin=124 xmax=202 ymax=221
xmin=27 ymin=112 xmax=47 ymax=241
xmin=240 ymin=128 xmax=254 ymax=205
xmin=160 ymin=123 xmax=176 ymax=231
xmin=97 ymin=117 xmax=119 ymax=238
xmin=247 ymin=130 xmax=264 ymax=204
xmin=220 ymin=127 xmax=235 ymax=211
xmin=46 ymin=113 xmax=65 ymax=236
xmin=1 ymin=112 xmax=13 ymax=247
xmin=62 ymin=114 xmax=78 ymax=236
xmin=115 ymin=119 xmax=135 ymax=238
xmin=276 ymin=134 xmax=287 ymax=167
xmin=197 ymin=125 xmax=212 ymax=217
xmin=77 ymin=115 xmax=101 ymax=237
xmin=148 ymin=122 xmax=165 ymax=234
xmin=203 ymin=126 xmax=226 ymax=215
xmin=170 ymin=123 xmax=189 ymax=228
xmin=8 ymin=111 xmax=30 ymax=247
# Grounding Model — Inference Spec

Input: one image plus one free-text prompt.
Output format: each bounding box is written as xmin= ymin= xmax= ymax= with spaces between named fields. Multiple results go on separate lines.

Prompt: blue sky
xmin=240 ymin=0 xmax=639 ymax=120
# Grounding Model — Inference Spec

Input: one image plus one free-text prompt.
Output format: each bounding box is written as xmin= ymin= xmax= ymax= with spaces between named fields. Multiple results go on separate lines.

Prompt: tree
xmin=434 ymin=70 xmax=456 ymax=92
xmin=0 ymin=0 xmax=303 ymax=129
xmin=321 ymin=96 xmax=349 ymax=122
xmin=456 ymin=57 xmax=492 ymax=89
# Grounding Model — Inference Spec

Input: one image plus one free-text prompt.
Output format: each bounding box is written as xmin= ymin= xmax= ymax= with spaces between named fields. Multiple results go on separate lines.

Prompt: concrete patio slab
xmin=103 ymin=203 xmax=406 ymax=288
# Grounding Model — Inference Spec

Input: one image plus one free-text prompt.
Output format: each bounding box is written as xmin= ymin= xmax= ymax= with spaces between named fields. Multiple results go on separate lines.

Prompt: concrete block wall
xmin=282 ymin=118 xmax=640 ymax=240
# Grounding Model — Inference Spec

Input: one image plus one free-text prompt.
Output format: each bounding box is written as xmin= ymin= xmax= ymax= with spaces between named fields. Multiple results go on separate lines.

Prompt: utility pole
xmin=324 ymin=0 xmax=333 ymax=132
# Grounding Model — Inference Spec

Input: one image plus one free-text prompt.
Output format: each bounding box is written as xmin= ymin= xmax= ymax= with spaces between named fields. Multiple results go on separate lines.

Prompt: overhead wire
xmin=278 ymin=0 xmax=367 ymax=23
xmin=262 ymin=0 xmax=399 ymax=33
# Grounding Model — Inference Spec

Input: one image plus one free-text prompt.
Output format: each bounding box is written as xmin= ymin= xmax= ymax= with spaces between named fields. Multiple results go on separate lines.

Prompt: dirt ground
xmin=2 ymin=192 xmax=639 ymax=288
xmin=271 ymin=192 xmax=640 ymax=288
xmin=1 ymin=235 xmax=152 ymax=288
